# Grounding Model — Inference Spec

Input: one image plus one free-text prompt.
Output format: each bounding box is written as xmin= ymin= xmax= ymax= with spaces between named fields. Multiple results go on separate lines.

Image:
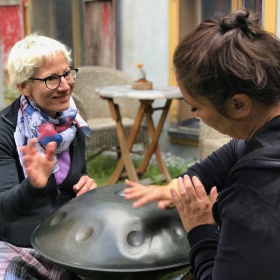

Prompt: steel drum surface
xmin=31 ymin=184 xmax=190 ymax=279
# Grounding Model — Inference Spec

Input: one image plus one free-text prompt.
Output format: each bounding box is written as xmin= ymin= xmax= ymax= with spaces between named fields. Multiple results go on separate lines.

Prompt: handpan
xmin=31 ymin=184 xmax=190 ymax=279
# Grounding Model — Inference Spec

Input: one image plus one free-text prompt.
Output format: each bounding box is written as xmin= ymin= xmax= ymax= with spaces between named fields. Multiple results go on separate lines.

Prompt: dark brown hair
xmin=173 ymin=9 xmax=280 ymax=116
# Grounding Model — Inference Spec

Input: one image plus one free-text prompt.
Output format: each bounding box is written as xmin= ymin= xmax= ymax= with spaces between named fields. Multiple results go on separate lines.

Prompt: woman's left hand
xmin=73 ymin=175 xmax=97 ymax=196
xmin=170 ymin=175 xmax=218 ymax=232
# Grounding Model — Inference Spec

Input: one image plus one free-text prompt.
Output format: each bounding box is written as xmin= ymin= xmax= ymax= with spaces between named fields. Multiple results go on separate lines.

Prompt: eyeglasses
xmin=29 ymin=68 xmax=78 ymax=90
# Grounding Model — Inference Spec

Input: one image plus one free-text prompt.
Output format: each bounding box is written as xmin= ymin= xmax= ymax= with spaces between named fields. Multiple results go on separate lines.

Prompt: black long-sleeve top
xmin=181 ymin=115 xmax=280 ymax=280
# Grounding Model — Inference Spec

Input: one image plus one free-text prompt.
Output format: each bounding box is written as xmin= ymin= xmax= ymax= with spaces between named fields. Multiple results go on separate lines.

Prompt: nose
xmin=57 ymin=76 xmax=70 ymax=90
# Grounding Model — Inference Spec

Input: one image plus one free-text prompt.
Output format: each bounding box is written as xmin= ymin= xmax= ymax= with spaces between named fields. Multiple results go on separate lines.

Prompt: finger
xmin=170 ymin=187 xmax=186 ymax=214
xmin=210 ymin=186 xmax=218 ymax=204
xmin=181 ymin=175 xmax=197 ymax=202
xmin=45 ymin=141 xmax=57 ymax=161
xmin=75 ymin=176 xmax=96 ymax=196
xmin=90 ymin=182 xmax=98 ymax=189
xmin=74 ymin=184 xmax=80 ymax=192
xmin=124 ymin=179 xmax=137 ymax=188
xmin=20 ymin=138 xmax=37 ymax=156
xmin=28 ymin=138 xmax=38 ymax=148
xmin=124 ymin=187 xmax=144 ymax=200
xmin=75 ymin=175 xmax=88 ymax=188
xmin=132 ymin=196 xmax=150 ymax=208
xmin=124 ymin=179 xmax=136 ymax=188
xmin=75 ymin=184 xmax=87 ymax=196
xmin=76 ymin=182 xmax=97 ymax=196
xmin=177 ymin=176 xmax=187 ymax=195
xmin=132 ymin=184 xmax=168 ymax=208
xmin=76 ymin=188 xmax=85 ymax=196
xmin=124 ymin=182 xmax=147 ymax=200
xmin=158 ymin=200 xmax=175 ymax=210
xmin=192 ymin=176 xmax=208 ymax=200
xmin=170 ymin=188 xmax=180 ymax=205
xmin=124 ymin=180 xmax=144 ymax=194
xmin=28 ymin=139 xmax=39 ymax=155
xmin=82 ymin=179 xmax=96 ymax=191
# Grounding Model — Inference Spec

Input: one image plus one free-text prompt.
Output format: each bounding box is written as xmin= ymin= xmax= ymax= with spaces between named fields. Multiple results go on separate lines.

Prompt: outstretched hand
xmin=20 ymin=138 xmax=56 ymax=188
xmin=170 ymin=175 xmax=218 ymax=232
xmin=124 ymin=179 xmax=178 ymax=210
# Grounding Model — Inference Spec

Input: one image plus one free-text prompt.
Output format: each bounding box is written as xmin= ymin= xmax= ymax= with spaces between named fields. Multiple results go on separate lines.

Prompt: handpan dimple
xmin=49 ymin=212 xmax=67 ymax=226
xmin=75 ymin=226 xmax=94 ymax=242
xmin=127 ymin=230 xmax=145 ymax=247
xmin=31 ymin=184 xmax=190 ymax=279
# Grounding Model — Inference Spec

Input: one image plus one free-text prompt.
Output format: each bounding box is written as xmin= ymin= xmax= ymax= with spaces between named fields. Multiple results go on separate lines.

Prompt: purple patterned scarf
xmin=14 ymin=95 xmax=91 ymax=178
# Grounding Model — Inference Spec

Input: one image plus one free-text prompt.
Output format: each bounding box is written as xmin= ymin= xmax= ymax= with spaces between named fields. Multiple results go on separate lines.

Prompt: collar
xmin=0 ymin=96 xmax=21 ymax=128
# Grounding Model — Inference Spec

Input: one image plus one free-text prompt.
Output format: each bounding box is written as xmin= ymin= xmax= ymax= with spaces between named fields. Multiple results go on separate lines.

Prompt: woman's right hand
xmin=20 ymin=138 xmax=56 ymax=189
xmin=124 ymin=178 xmax=179 ymax=209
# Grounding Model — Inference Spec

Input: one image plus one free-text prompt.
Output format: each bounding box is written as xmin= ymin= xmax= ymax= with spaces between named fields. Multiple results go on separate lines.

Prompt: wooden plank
xmin=84 ymin=0 xmax=116 ymax=67
xmin=263 ymin=0 xmax=277 ymax=34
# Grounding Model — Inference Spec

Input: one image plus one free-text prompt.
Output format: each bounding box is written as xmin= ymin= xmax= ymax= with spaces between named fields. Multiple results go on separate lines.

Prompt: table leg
xmin=107 ymin=101 xmax=149 ymax=184
xmin=148 ymin=115 xmax=172 ymax=182
xmin=106 ymin=98 xmax=172 ymax=184
xmin=106 ymin=98 xmax=139 ymax=183
xmin=136 ymin=99 xmax=172 ymax=182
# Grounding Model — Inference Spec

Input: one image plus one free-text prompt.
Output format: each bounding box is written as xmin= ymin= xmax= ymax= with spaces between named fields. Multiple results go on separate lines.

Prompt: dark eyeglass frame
xmin=29 ymin=68 xmax=78 ymax=90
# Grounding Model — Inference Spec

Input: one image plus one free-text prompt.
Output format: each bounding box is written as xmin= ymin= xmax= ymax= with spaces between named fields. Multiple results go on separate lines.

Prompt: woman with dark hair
xmin=125 ymin=9 xmax=280 ymax=279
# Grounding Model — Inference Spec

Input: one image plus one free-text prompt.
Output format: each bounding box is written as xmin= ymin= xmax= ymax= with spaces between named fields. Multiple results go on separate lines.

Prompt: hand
xmin=170 ymin=175 xmax=218 ymax=232
xmin=124 ymin=179 xmax=178 ymax=209
xmin=73 ymin=175 xmax=97 ymax=196
xmin=20 ymin=138 xmax=56 ymax=188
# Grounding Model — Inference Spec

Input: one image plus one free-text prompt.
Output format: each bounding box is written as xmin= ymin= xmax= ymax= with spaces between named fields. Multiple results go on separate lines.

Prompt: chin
xmin=54 ymin=103 xmax=70 ymax=114
xmin=61 ymin=103 xmax=70 ymax=112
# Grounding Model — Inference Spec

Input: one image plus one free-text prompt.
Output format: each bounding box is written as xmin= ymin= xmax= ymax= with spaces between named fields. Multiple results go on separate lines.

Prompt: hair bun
xmin=219 ymin=9 xmax=249 ymax=34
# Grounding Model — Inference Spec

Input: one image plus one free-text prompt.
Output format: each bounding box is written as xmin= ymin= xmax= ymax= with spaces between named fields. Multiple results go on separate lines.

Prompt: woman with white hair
xmin=0 ymin=33 xmax=96 ymax=279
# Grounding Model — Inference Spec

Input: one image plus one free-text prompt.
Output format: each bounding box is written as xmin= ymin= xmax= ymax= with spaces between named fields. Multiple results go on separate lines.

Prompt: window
xmin=200 ymin=0 xmax=231 ymax=21
xmin=243 ymin=0 xmax=263 ymax=15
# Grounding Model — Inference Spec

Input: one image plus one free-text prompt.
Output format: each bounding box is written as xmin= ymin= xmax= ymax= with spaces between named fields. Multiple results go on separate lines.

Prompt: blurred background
xmin=0 ymin=0 xmax=271 ymax=161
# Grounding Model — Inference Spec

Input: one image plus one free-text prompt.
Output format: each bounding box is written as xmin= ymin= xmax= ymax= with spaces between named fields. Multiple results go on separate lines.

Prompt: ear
xmin=17 ymin=82 xmax=31 ymax=97
xmin=229 ymin=93 xmax=252 ymax=118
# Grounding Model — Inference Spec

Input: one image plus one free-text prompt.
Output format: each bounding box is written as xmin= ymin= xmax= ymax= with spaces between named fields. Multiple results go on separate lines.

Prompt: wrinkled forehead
xmin=32 ymin=52 xmax=68 ymax=76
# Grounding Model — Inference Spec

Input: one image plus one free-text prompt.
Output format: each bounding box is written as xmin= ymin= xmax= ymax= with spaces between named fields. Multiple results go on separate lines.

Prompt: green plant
xmin=86 ymin=152 xmax=195 ymax=187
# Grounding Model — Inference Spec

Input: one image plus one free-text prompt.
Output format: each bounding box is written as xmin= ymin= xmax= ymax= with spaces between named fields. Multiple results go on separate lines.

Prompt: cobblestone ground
xmin=148 ymin=151 xmax=198 ymax=170
xmin=104 ymin=143 xmax=198 ymax=169
xmin=116 ymin=143 xmax=199 ymax=170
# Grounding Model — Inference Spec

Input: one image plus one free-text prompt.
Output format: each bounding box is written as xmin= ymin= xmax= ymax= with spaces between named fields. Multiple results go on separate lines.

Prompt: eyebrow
xmin=39 ymin=68 xmax=71 ymax=78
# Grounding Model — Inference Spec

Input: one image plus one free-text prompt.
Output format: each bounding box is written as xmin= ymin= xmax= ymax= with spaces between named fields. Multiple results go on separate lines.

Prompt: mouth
xmin=52 ymin=94 xmax=69 ymax=100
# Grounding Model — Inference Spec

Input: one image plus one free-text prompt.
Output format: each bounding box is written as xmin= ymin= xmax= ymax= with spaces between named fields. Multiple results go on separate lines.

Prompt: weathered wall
xmin=115 ymin=0 xmax=169 ymax=125
xmin=0 ymin=3 xmax=24 ymax=68
xmin=0 ymin=1 xmax=24 ymax=106
xmin=116 ymin=0 xmax=169 ymax=87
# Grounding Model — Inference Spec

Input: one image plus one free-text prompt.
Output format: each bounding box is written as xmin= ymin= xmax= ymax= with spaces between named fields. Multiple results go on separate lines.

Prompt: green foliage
xmin=86 ymin=153 xmax=192 ymax=187
xmin=87 ymin=154 xmax=120 ymax=186
xmin=4 ymin=84 xmax=18 ymax=105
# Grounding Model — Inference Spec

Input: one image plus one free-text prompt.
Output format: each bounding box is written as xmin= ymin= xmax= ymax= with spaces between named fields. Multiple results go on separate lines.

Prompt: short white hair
xmin=7 ymin=33 xmax=73 ymax=88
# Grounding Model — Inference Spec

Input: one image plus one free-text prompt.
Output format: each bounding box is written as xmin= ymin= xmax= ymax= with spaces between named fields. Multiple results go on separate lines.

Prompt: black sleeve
xmin=178 ymin=139 xmax=247 ymax=194
xmin=0 ymin=121 xmax=45 ymax=223
xmin=187 ymin=156 xmax=280 ymax=280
